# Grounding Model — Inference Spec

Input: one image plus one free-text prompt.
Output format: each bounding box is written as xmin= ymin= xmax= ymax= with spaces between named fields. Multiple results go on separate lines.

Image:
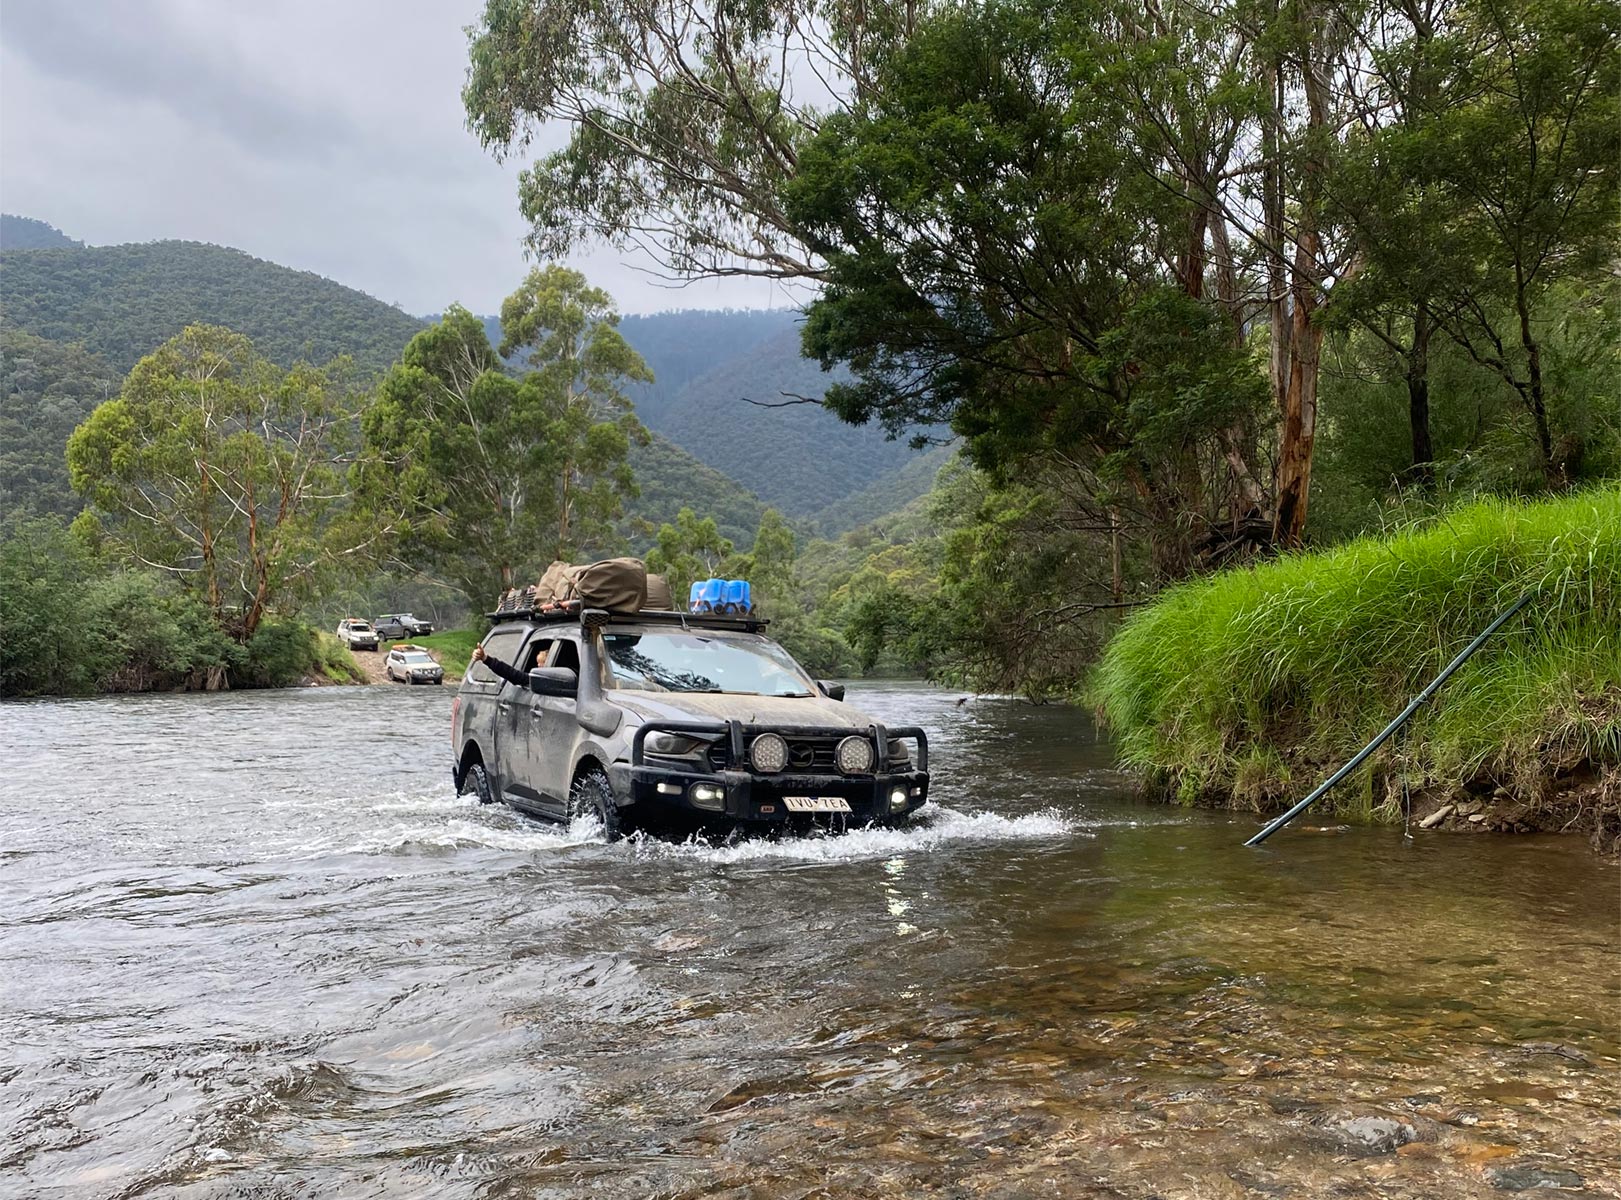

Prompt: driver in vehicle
xmin=471 ymin=643 xmax=528 ymax=687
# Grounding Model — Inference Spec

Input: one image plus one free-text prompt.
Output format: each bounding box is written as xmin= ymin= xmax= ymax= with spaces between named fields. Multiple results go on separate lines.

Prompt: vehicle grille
xmin=709 ymin=736 xmax=872 ymax=774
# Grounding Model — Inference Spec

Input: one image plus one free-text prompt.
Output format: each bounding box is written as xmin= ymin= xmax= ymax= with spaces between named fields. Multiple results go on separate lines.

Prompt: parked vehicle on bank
xmin=385 ymin=644 xmax=445 ymax=685
xmin=450 ymin=600 xmax=929 ymax=841
xmin=336 ymin=619 xmax=379 ymax=651
xmin=374 ymin=613 xmax=433 ymax=640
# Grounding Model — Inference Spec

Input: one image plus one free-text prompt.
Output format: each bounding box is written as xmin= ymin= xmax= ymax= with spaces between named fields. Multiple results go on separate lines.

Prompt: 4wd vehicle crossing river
xmin=3 ymin=684 xmax=1616 ymax=1198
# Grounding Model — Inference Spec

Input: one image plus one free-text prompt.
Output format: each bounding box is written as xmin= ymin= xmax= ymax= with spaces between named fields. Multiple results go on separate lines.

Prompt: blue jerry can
xmin=689 ymin=578 xmax=724 ymax=612
xmin=720 ymin=579 xmax=753 ymax=614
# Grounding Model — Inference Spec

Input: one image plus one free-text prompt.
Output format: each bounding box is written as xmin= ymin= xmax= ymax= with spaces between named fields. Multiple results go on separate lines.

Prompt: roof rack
xmin=484 ymin=603 xmax=769 ymax=633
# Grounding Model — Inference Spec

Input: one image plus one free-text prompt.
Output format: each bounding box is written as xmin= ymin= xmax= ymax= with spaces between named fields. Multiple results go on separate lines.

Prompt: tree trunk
xmin=1408 ymin=302 xmax=1434 ymax=484
xmin=1274 ymin=270 xmax=1322 ymax=547
xmin=1514 ymin=264 xmax=1558 ymax=484
xmin=1272 ymin=12 xmax=1330 ymax=549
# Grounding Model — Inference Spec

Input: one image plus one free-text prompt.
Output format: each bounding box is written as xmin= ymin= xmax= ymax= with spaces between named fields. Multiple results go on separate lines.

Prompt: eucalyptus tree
xmin=1416 ymin=0 xmax=1618 ymax=484
xmin=359 ymin=269 xmax=650 ymax=607
xmin=464 ymin=0 xmax=936 ymax=284
xmin=66 ymin=325 xmax=384 ymax=639
xmin=1328 ymin=0 xmax=1617 ymax=486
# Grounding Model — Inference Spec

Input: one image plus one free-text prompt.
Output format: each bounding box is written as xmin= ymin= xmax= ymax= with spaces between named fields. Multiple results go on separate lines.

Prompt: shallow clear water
xmin=2 ymin=682 xmax=1616 ymax=1199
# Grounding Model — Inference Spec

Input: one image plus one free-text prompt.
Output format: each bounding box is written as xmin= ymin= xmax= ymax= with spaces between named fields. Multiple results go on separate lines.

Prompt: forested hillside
xmin=0 ymin=329 xmax=118 ymax=519
xmin=0 ymin=240 xmax=425 ymax=374
xmin=627 ymin=436 xmax=767 ymax=549
xmin=637 ymin=325 xmax=925 ymax=518
xmin=468 ymin=306 xmax=944 ymax=531
xmin=1 ymin=215 xmax=82 ymax=250
xmin=618 ymin=308 xmax=794 ymax=425
xmin=0 ymin=241 xmax=789 ymax=540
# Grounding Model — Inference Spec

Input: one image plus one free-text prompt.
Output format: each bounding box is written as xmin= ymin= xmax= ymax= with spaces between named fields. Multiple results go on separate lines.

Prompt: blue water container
xmin=720 ymin=579 xmax=753 ymax=614
xmin=689 ymin=578 xmax=724 ymax=612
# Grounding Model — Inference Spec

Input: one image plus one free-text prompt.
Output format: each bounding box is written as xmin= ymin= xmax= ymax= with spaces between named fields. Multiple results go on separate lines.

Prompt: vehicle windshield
xmin=602 ymin=630 xmax=813 ymax=696
xmin=350 ymin=623 xmax=372 ymax=632
xmin=402 ymin=652 xmax=434 ymax=664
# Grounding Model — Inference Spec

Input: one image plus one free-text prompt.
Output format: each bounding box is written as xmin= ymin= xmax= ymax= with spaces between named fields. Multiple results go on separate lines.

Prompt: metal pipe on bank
xmin=1244 ymin=591 xmax=1536 ymax=848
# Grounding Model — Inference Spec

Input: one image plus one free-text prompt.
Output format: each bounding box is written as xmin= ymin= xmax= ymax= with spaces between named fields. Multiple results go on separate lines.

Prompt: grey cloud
xmin=0 ymin=0 xmax=775 ymax=316
xmin=1 ymin=3 xmax=371 ymax=166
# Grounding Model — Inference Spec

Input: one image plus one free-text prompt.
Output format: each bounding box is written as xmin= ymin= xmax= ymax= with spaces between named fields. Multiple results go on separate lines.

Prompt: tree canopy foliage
xmin=360 ymin=269 xmax=651 ymax=606
xmin=468 ymin=0 xmax=1618 ymax=694
xmin=467 ymin=0 xmax=1617 ymax=556
xmin=67 ymin=325 xmax=386 ymax=639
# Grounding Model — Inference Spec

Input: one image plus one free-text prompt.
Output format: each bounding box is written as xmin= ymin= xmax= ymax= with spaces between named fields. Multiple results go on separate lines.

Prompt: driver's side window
xmin=551 ymin=638 xmax=581 ymax=676
xmin=521 ymin=638 xmax=554 ymax=672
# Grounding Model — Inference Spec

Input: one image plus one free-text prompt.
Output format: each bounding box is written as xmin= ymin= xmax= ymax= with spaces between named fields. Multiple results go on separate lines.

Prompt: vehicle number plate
xmin=782 ymin=796 xmax=852 ymax=813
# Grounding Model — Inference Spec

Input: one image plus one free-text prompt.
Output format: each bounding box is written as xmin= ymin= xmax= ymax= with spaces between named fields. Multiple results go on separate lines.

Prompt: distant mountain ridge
xmin=0 ymin=214 xmax=82 ymax=250
xmin=0 ymin=222 xmax=937 ymax=537
xmin=473 ymin=306 xmax=939 ymax=530
xmin=0 ymin=238 xmax=424 ymax=374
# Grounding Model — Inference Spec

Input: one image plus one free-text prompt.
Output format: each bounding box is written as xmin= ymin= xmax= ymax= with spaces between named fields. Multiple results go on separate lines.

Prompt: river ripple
xmin=1 ymin=682 xmax=1616 ymax=1199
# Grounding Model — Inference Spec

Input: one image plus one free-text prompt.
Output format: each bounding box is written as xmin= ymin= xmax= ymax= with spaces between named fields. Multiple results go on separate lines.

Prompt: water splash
xmin=625 ymin=804 xmax=1079 ymax=865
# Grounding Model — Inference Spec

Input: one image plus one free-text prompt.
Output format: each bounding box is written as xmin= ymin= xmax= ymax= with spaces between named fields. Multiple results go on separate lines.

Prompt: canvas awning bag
xmin=567 ymin=557 xmax=647 ymax=612
xmin=533 ymin=560 xmax=577 ymax=607
xmin=644 ymin=573 xmax=673 ymax=610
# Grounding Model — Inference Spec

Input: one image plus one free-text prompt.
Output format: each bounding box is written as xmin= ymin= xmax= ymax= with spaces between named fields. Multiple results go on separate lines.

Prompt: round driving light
xmin=836 ymin=735 xmax=875 ymax=775
xmin=749 ymin=732 xmax=789 ymax=774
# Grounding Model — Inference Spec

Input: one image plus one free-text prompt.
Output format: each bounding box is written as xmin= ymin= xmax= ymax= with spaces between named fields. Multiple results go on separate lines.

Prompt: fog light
xmin=656 ymin=781 xmax=682 ymax=795
xmin=889 ymin=786 xmax=909 ymax=812
xmin=689 ymin=782 xmax=725 ymax=811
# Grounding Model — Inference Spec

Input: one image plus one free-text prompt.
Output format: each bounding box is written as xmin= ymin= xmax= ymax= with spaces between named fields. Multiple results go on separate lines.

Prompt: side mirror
xmin=820 ymin=680 xmax=846 ymax=701
xmin=529 ymin=666 xmax=579 ymax=698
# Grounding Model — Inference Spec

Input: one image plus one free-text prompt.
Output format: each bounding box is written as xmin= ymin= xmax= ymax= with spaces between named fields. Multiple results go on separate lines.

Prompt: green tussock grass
xmin=312 ymin=631 xmax=366 ymax=684
xmin=1092 ymin=489 xmax=1621 ymax=816
xmin=410 ymin=629 xmax=482 ymax=679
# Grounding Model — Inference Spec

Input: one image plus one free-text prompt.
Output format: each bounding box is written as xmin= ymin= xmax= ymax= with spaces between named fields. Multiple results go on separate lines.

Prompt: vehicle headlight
xmin=749 ymin=732 xmax=789 ymax=774
xmin=836 ymin=735 xmax=875 ymax=775
xmin=886 ymin=738 xmax=911 ymax=767
xmin=647 ymin=732 xmax=706 ymax=757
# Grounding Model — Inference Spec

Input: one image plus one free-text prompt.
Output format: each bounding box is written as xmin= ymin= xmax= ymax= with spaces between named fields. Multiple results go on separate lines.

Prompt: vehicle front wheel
xmin=462 ymin=761 xmax=496 ymax=805
xmin=569 ymin=768 xmax=624 ymax=841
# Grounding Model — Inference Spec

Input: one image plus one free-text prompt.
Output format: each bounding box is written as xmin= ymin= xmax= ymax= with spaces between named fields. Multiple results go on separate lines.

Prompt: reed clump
xmin=1092 ymin=489 xmax=1620 ymax=824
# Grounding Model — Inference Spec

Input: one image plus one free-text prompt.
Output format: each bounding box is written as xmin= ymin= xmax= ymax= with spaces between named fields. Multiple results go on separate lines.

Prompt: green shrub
xmin=1092 ymin=489 xmax=1621 ymax=813
xmin=313 ymin=632 xmax=365 ymax=683
xmin=0 ymin=518 xmax=100 ymax=696
xmin=237 ymin=621 xmax=366 ymax=688
xmin=83 ymin=572 xmax=239 ymax=691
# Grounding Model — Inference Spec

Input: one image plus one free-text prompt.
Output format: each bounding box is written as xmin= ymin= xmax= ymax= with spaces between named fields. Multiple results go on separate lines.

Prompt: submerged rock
xmin=1308 ymin=1107 xmax=1436 ymax=1155
xmin=1485 ymin=1163 xmax=1586 ymax=1191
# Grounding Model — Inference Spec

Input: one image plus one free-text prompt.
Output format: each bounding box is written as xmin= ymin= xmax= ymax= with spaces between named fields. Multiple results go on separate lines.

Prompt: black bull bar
xmin=631 ymin=720 xmax=928 ymax=774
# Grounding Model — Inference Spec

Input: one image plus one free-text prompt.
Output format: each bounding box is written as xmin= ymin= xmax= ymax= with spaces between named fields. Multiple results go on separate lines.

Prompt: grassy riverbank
xmin=1093 ymin=491 xmax=1620 ymax=842
xmin=408 ymin=629 xmax=480 ymax=679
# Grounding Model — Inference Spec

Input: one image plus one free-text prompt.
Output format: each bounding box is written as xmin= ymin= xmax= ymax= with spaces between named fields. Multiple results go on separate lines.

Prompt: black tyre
xmin=569 ymin=767 xmax=624 ymax=841
xmin=462 ymin=760 xmax=496 ymax=805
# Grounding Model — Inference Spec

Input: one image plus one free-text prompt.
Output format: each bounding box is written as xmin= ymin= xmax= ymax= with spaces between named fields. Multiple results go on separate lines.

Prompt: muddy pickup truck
xmin=450 ymin=607 xmax=929 ymax=839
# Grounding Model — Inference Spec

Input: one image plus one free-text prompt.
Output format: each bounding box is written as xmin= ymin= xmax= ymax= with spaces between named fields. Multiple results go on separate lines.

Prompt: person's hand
xmin=473 ymin=644 xmax=486 ymax=662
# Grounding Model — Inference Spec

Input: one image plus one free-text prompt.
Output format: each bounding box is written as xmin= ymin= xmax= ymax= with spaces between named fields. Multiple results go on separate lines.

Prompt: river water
xmin=2 ymin=683 xmax=1616 ymax=1199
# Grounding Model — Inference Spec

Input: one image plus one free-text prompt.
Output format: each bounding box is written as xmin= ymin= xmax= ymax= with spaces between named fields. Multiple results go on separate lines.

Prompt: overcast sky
xmin=0 ymin=0 xmax=785 ymax=316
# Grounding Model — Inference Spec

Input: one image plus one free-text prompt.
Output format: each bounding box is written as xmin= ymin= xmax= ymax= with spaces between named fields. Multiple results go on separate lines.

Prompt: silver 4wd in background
xmin=385 ymin=644 xmax=444 ymax=685
xmin=450 ymin=607 xmax=929 ymax=839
